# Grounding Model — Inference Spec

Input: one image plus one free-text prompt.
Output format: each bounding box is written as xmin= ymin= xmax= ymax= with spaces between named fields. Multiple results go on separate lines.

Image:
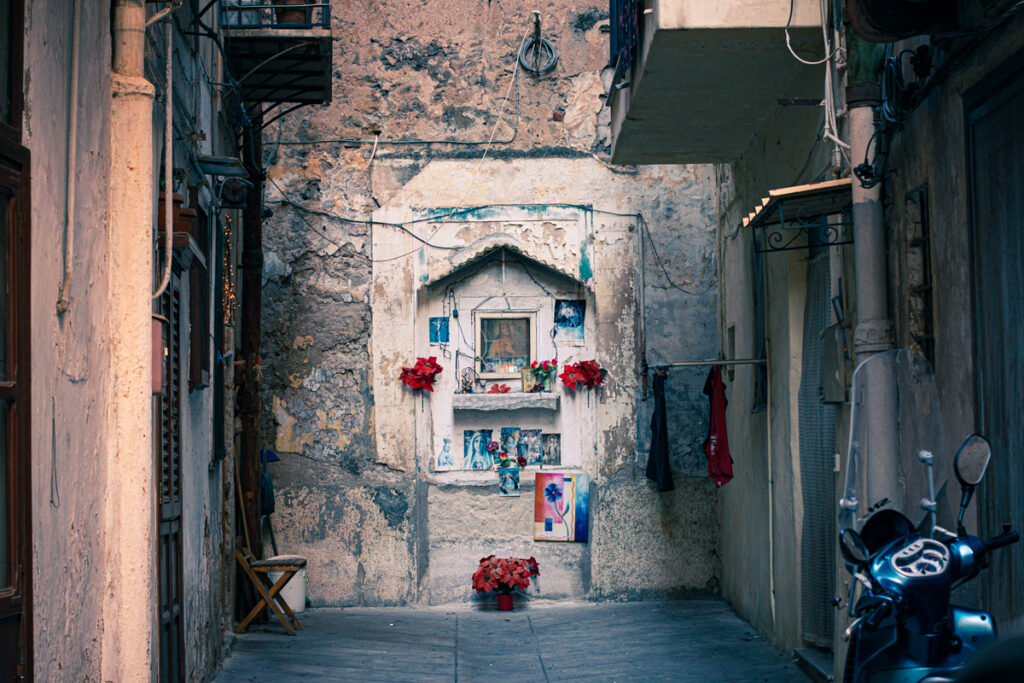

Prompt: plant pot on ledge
xmin=496 ymin=593 xmax=514 ymax=611
xmin=275 ymin=0 xmax=309 ymax=25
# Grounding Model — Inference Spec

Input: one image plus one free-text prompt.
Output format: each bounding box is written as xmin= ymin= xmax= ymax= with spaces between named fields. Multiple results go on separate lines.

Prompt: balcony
xmin=220 ymin=1 xmax=333 ymax=104
xmin=608 ymin=0 xmax=824 ymax=164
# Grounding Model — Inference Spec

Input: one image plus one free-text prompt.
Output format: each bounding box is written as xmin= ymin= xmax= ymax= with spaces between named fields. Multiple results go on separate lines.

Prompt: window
xmin=475 ymin=312 xmax=536 ymax=379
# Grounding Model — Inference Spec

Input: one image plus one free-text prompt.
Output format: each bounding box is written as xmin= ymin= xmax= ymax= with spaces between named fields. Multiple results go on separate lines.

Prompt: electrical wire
xmin=275 ymin=35 xmax=525 ymax=148
xmin=639 ymin=214 xmax=692 ymax=294
xmin=783 ymin=0 xmax=851 ymax=169
xmin=266 ymin=175 xmax=457 ymax=262
xmin=784 ymin=0 xmax=839 ymax=65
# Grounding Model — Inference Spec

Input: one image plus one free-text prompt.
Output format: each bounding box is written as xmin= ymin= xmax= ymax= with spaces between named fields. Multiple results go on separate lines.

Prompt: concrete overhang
xmin=610 ymin=0 xmax=826 ymax=164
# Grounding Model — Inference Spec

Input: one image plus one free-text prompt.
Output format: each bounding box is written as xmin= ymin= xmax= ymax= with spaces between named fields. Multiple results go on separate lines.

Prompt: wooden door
xmin=156 ymin=272 xmax=184 ymax=682
xmin=966 ymin=49 xmax=1024 ymax=625
xmin=0 ymin=131 xmax=31 ymax=682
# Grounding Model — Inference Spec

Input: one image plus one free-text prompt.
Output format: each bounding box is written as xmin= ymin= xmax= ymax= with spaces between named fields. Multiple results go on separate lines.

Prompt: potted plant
xmin=471 ymin=556 xmax=540 ymax=610
xmin=399 ymin=356 xmax=443 ymax=392
xmin=275 ymin=0 xmax=309 ymax=25
xmin=530 ymin=359 xmax=558 ymax=391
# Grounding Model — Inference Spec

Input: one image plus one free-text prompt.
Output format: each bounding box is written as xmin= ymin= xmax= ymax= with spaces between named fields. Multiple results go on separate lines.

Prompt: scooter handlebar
xmin=863 ymin=599 xmax=892 ymax=632
xmin=983 ymin=530 xmax=1019 ymax=554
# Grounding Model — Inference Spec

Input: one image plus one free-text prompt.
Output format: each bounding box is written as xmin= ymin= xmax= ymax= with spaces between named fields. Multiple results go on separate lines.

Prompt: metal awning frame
xmin=744 ymin=178 xmax=854 ymax=254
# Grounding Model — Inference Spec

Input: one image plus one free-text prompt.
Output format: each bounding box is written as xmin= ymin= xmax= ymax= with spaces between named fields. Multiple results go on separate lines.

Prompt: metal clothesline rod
xmin=659 ymin=358 xmax=767 ymax=368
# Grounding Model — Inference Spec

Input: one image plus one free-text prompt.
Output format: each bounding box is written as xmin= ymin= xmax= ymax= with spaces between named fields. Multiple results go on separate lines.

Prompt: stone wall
xmin=263 ymin=0 xmax=721 ymax=606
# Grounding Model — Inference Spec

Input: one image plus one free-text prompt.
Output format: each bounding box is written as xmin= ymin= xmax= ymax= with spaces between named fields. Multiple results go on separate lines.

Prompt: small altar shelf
xmin=451 ymin=392 xmax=559 ymax=412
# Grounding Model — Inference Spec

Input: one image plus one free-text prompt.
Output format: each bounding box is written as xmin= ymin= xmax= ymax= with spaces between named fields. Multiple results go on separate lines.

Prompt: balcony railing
xmin=221 ymin=1 xmax=331 ymax=30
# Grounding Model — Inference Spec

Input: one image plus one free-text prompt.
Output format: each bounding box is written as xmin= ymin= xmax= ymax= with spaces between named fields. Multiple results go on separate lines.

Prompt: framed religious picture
xmin=475 ymin=311 xmax=536 ymax=379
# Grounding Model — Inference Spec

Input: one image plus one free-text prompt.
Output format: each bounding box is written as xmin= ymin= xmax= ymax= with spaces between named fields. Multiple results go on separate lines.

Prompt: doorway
xmin=965 ymin=50 xmax=1024 ymax=626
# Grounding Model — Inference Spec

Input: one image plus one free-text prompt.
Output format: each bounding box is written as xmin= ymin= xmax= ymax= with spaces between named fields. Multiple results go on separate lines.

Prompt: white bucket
xmin=268 ymin=567 xmax=306 ymax=613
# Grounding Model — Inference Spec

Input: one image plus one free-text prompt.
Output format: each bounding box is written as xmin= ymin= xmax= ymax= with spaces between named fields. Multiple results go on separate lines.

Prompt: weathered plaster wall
xmin=714 ymin=98 xmax=832 ymax=652
xmin=877 ymin=20 xmax=1024 ymax=630
xmin=264 ymin=0 xmax=720 ymax=607
xmin=25 ymin=2 xmax=112 ymax=678
xmin=24 ymin=3 xmax=234 ymax=678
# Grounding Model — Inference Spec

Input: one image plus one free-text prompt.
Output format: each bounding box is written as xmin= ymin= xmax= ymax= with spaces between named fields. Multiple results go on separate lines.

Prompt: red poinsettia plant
xmin=399 ymin=356 xmax=443 ymax=392
xmin=559 ymin=359 xmax=608 ymax=391
xmin=472 ymin=556 xmax=540 ymax=595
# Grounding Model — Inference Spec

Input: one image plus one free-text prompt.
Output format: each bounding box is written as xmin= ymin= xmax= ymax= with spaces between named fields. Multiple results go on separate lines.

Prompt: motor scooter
xmin=837 ymin=350 xmax=1018 ymax=683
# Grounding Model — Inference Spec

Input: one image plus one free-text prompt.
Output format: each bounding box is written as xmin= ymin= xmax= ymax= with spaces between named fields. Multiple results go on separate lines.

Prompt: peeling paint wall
xmin=25 ymin=1 xmax=112 ymax=677
xmin=713 ymin=99 xmax=831 ymax=652
xmin=264 ymin=0 xmax=720 ymax=607
xmin=23 ymin=3 xmax=235 ymax=678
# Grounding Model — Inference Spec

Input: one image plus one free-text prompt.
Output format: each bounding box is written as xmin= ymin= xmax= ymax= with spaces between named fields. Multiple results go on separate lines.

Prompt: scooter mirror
xmin=954 ymin=435 xmax=991 ymax=487
xmin=840 ymin=528 xmax=870 ymax=567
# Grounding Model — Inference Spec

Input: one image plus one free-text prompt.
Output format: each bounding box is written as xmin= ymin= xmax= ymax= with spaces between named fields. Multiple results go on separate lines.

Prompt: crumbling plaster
xmin=24 ymin=2 xmax=113 ymax=679
xmin=263 ymin=0 xmax=720 ymax=607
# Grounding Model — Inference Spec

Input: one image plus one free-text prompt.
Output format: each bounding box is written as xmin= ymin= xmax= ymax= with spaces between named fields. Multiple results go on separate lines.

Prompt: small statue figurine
xmin=461 ymin=367 xmax=478 ymax=394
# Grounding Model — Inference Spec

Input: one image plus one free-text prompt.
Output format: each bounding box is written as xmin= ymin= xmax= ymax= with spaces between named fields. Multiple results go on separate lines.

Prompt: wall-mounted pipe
xmin=55 ymin=0 xmax=81 ymax=314
xmin=152 ymin=14 xmax=173 ymax=299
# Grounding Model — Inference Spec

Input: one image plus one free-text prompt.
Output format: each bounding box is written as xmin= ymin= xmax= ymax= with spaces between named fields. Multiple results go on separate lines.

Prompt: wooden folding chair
xmin=235 ymin=550 xmax=307 ymax=635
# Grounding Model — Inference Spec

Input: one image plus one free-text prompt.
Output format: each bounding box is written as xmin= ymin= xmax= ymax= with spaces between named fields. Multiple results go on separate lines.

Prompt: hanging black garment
xmin=646 ymin=371 xmax=675 ymax=491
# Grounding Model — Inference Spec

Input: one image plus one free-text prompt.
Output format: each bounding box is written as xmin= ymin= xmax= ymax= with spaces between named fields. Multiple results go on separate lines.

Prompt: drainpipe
xmin=104 ymin=1 xmax=156 ymax=681
xmin=55 ymin=0 xmax=80 ymax=314
xmin=838 ymin=34 xmax=896 ymax=674
xmin=846 ymin=36 xmax=892 ymax=362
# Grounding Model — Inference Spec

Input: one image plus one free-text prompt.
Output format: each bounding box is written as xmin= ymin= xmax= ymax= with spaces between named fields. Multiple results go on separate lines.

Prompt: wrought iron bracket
xmin=744 ymin=178 xmax=853 ymax=254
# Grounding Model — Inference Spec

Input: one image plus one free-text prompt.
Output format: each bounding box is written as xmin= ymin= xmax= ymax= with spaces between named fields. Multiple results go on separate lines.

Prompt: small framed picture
xmin=521 ymin=367 xmax=536 ymax=392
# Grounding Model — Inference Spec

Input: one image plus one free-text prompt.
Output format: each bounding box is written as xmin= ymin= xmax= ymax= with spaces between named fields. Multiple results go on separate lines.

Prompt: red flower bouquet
xmin=399 ymin=356 xmax=443 ymax=392
xmin=486 ymin=383 xmax=511 ymax=394
xmin=471 ymin=555 xmax=540 ymax=595
xmin=559 ymin=359 xmax=607 ymax=390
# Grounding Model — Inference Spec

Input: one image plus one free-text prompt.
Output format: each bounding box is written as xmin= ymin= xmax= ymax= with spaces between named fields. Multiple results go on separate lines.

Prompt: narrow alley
xmin=4 ymin=1 xmax=1024 ymax=681
xmin=215 ymin=601 xmax=804 ymax=682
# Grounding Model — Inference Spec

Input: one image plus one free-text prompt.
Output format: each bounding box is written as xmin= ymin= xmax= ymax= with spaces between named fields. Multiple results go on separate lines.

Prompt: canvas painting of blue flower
xmin=533 ymin=472 xmax=589 ymax=542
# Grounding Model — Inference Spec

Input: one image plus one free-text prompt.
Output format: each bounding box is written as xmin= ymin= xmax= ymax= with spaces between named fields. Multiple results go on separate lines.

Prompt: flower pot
xmin=496 ymin=593 xmax=514 ymax=611
xmin=157 ymin=192 xmax=184 ymax=232
xmin=275 ymin=0 xmax=309 ymax=24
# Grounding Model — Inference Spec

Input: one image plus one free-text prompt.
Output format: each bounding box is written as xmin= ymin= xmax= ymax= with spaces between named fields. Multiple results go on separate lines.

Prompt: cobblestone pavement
xmin=215 ymin=599 xmax=807 ymax=682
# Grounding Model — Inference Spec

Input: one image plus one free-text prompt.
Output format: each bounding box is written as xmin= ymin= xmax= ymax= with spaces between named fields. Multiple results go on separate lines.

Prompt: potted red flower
xmin=471 ymin=555 xmax=540 ymax=610
xmin=530 ymin=359 xmax=558 ymax=391
xmin=399 ymin=356 xmax=443 ymax=392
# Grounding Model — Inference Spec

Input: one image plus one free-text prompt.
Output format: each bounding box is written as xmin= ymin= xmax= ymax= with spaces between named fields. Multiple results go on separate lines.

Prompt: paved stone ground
xmin=215 ymin=599 xmax=807 ymax=682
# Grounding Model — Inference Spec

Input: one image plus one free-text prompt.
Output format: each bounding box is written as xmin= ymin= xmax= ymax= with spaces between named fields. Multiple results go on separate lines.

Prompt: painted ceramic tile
xmin=463 ymin=429 xmax=493 ymax=470
xmin=553 ymin=299 xmax=585 ymax=345
xmin=500 ymin=427 xmax=520 ymax=460
xmin=542 ymin=433 xmax=561 ymax=466
xmin=434 ymin=437 xmax=456 ymax=471
xmin=519 ymin=429 xmax=542 ymax=466
xmin=429 ymin=316 xmax=449 ymax=344
xmin=534 ymin=473 xmax=589 ymax=542
xmin=498 ymin=467 xmax=520 ymax=497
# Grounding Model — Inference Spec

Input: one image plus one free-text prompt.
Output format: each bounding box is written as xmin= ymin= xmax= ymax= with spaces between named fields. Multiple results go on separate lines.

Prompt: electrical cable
xmin=266 ymin=175 xmax=457 ymax=262
xmin=784 ymin=0 xmax=839 ymax=65
xmin=275 ymin=35 xmax=525 ymax=148
xmin=639 ymin=214 xmax=692 ymax=294
xmin=519 ymin=35 xmax=557 ymax=75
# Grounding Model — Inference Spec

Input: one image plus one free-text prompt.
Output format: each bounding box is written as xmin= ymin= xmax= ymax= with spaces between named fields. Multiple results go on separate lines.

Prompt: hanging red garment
xmin=703 ymin=366 xmax=733 ymax=487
